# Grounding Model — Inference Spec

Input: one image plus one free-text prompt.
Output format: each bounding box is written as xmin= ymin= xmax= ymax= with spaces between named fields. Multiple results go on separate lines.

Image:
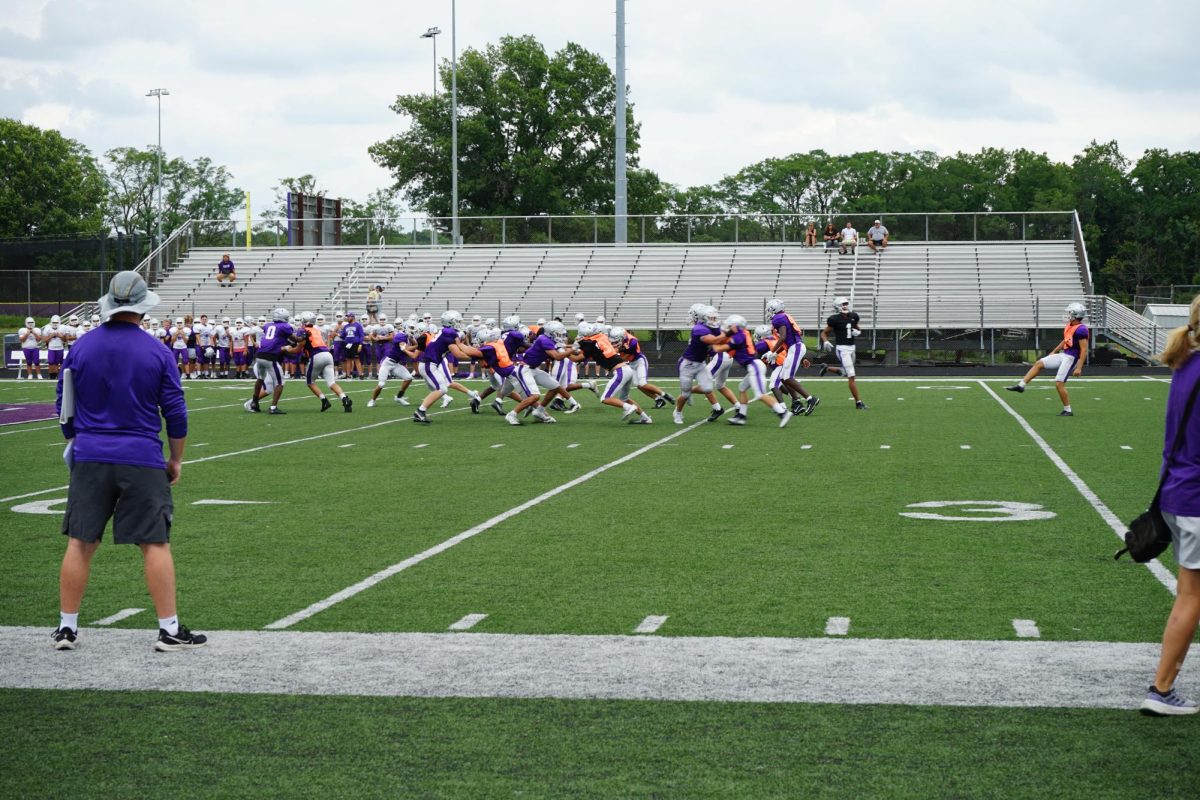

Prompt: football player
xmin=457 ymin=327 xmax=549 ymax=425
xmin=611 ymin=327 xmax=674 ymax=408
xmin=673 ymin=304 xmax=727 ymax=424
xmin=765 ymin=298 xmax=819 ymax=416
xmin=194 ymin=314 xmax=213 ymax=378
xmin=245 ymin=308 xmax=295 ymax=414
xmin=168 ymin=317 xmax=191 ymax=378
xmin=295 ymin=312 xmax=351 ymax=412
xmin=714 ymin=316 xmax=792 ymax=427
xmin=411 ymin=310 xmax=481 ymax=423
xmin=1005 ymin=302 xmax=1089 ymax=417
xmin=42 ymin=315 xmax=70 ymax=378
xmin=576 ymin=325 xmax=653 ymax=424
xmin=18 ymin=316 xmax=42 ymax=379
xmin=819 ymin=297 xmax=867 ymax=410
xmin=368 ymin=320 xmax=415 ymax=408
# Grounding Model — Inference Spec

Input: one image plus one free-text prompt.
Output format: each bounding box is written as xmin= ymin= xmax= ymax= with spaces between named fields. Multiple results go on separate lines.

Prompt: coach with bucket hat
xmin=51 ymin=271 xmax=207 ymax=653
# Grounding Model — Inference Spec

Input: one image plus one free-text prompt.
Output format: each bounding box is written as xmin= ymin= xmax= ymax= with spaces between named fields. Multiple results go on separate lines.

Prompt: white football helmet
xmin=90 ymin=314 xmax=100 ymax=323
xmin=335 ymin=311 xmax=345 ymax=319
xmin=50 ymin=314 xmax=61 ymax=324
xmin=724 ymin=314 xmax=747 ymax=332
xmin=69 ymin=315 xmax=79 ymax=324
xmin=834 ymin=296 xmax=850 ymax=312
xmin=607 ymin=326 xmax=627 ymax=346
xmin=149 ymin=318 xmax=159 ymax=327
xmin=441 ymin=310 xmax=462 ymax=328
xmin=471 ymin=326 xmax=490 ymax=346
xmin=687 ymin=303 xmax=707 ymax=324
xmin=404 ymin=319 xmax=422 ymax=338
xmin=595 ymin=315 xmax=605 ymax=324
xmin=378 ymin=313 xmax=388 ymax=324
xmin=766 ymin=298 xmax=786 ymax=316
xmin=520 ymin=325 xmax=533 ymax=343
xmin=1066 ymin=302 xmax=1086 ymax=321
xmin=483 ymin=327 xmax=502 ymax=343
xmin=300 ymin=312 xmax=316 ymax=325
xmin=575 ymin=312 xmax=586 ymax=323
xmin=537 ymin=318 xmax=546 ymax=327
xmin=471 ymin=314 xmax=481 ymax=324
xmin=544 ymin=320 xmax=567 ymax=339
xmin=257 ymin=316 xmax=267 ymax=325
xmin=577 ymin=321 xmax=595 ymax=337
xmin=25 ymin=316 xmax=35 ymax=326
xmin=272 ymin=307 xmax=290 ymax=322
xmin=484 ymin=317 xmax=496 ymax=328
xmin=704 ymin=306 xmax=721 ymax=327
xmin=222 ymin=317 xmax=231 ymax=325
xmin=235 ymin=317 xmax=245 ymax=326
xmin=501 ymin=315 xmax=521 ymax=332
xmin=174 ymin=317 xmax=184 ymax=326
xmin=752 ymin=324 xmax=772 ymax=343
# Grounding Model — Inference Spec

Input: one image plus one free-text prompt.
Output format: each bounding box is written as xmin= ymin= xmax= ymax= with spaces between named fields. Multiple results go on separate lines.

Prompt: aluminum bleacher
xmin=151 ymin=240 xmax=1087 ymax=331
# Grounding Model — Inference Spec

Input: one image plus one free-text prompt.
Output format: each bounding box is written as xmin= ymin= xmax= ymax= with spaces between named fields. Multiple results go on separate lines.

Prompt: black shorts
xmin=62 ymin=461 xmax=173 ymax=544
xmin=344 ymin=343 xmax=362 ymax=357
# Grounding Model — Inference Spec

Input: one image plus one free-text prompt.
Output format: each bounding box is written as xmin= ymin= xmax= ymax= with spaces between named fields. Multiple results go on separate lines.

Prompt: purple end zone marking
xmin=0 ymin=403 xmax=58 ymax=426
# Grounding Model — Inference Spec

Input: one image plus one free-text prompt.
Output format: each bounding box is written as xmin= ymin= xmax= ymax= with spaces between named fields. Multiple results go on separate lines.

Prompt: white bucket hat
xmin=98 ymin=271 xmax=160 ymax=322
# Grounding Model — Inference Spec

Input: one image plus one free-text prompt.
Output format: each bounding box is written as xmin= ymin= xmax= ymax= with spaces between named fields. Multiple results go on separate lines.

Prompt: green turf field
xmin=0 ymin=374 xmax=1194 ymax=798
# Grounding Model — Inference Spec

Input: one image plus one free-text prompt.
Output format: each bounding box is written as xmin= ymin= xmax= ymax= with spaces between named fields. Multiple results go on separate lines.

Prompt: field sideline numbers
xmin=900 ymin=500 xmax=1056 ymax=522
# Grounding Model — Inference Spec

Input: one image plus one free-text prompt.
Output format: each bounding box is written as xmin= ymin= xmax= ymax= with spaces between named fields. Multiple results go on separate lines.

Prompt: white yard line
xmin=824 ymin=617 xmax=850 ymax=636
xmin=979 ymin=380 xmax=1177 ymax=595
xmin=448 ymin=614 xmax=488 ymax=631
xmin=1012 ymin=619 xmax=1041 ymax=638
xmin=0 ymin=625 xmax=1171 ymax=710
xmin=634 ymin=616 xmax=668 ymax=634
xmin=265 ymin=420 xmax=708 ymax=630
xmin=92 ymin=608 xmax=145 ymax=626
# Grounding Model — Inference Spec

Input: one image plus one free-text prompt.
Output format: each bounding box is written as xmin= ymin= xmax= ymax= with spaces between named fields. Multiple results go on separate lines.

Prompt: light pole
xmin=420 ymin=27 xmax=441 ymax=96
xmin=450 ymin=0 xmax=459 ymax=246
xmin=146 ymin=88 xmax=169 ymax=276
xmin=614 ymin=0 xmax=627 ymax=245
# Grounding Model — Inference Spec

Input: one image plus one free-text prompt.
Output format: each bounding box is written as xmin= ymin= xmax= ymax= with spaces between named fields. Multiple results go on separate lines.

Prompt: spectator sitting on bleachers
xmin=823 ymin=222 xmax=839 ymax=249
xmin=867 ymin=219 xmax=889 ymax=253
xmin=366 ymin=284 xmax=382 ymax=323
xmin=216 ymin=254 xmax=236 ymax=285
xmin=839 ymin=222 xmax=858 ymax=255
xmin=804 ymin=222 xmax=818 ymax=247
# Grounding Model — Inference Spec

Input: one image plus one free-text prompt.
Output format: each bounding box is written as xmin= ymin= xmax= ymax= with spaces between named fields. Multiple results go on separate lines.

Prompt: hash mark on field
xmin=193 ymin=443 xmax=208 ymax=447
xmin=338 ymin=443 xmax=355 ymax=448
xmin=960 ymin=445 xmax=971 ymax=450
xmin=897 ymin=397 xmax=904 ymax=401
xmin=880 ymin=445 xmax=891 ymax=450
xmin=801 ymin=444 xmax=812 ymax=450
xmin=567 ymin=443 xmax=580 ymax=448
xmin=825 ymin=617 xmax=850 ymax=636
xmin=722 ymin=444 xmax=734 ymax=449
xmin=490 ymin=443 xmax=504 ymax=449
xmin=448 ymin=614 xmax=488 ymax=631
xmin=634 ymin=616 xmax=668 ymax=634
xmin=1013 ymin=619 xmax=1041 ymax=638
xmin=1121 ymin=445 xmax=1133 ymax=450
xmin=92 ymin=608 xmax=144 ymax=626
xmin=413 ymin=443 xmax=428 ymax=448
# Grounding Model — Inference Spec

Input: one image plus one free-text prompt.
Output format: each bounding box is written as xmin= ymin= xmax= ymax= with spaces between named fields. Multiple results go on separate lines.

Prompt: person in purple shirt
xmin=51 ymin=271 xmax=206 ymax=653
xmin=673 ymin=304 xmax=727 ymax=424
xmin=368 ymin=326 xmax=414 ymax=408
xmin=412 ymin=310 xmax=480 ymax=423
xmin=246 ymin=308 xmax=296 ymax=415
xmin=519 ymin=323 xmax=575 ymax=414
xmin=342 ymin=311 xmax=365 ymax=379
xmin=766 ymin=298 xmax=819 ymax=416
xmin=474 ymin=317 xmax=532 ymax=415
xmin=710 ymin=315 xmax=792 ymax=428
xmin=1005 ymin=302 xmax=1090 ymax=416
xmin=216 ymin=253 xmax=236 ymax=285
xmin=1142 ymin=294 xmax=1200 ymax=716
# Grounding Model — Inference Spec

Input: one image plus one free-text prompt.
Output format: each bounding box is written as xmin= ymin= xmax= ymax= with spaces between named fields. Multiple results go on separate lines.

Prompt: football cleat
xmin=367 ymin=399 xmax=376 ymax=408
xmin=856 ymin=401 xmax=868 ymax=410
xmin=505 ymin=411 xmax=522 ymax=426
xmin=818 ymin=365 xmax=829 ymax=378
xmin=440 ymin=395 xmax=453 ymax=408
xmin=51 ymin=627 xmax=77 ymax=650
xmin=1005 ymin=384 xmax=1025 ymax=393
xmin=470 ymin=396 xmax=481 ymax=414
xmin=653 ymin=395 xmax=667 ymax=409
xmin=805 ymin=396 xmax=820 ymax=415
xmin=320 ymin=397 xmax=332 ymax=412
xmin=707 ymin=407 xmax=725 ymax=423
xmin=491 ymin=399 xmax=505 ymax=415
xmin=268 ymin=407 xmax=286 ymax=415
xmin=790 ymin=400 xmax=804 ymax=415
xmin=564 ymin=402 xmax=581 ymax=414
xmin=672 ymin=411 xmax=684 ymax=425
xmin=779 ymin=410 xmax=794 ymax=428
xmin=727 ymin=413 xmax=747 ymax=426
xmin=413 ymin=409 xmax=431 ymax=424
xmin=342 ymin=396 xmax=353 ymax=413
xmin=1058 ymin=409 xmax=1073 ymax=416
xmin=396 ymin=396 xmax=411 ymax=406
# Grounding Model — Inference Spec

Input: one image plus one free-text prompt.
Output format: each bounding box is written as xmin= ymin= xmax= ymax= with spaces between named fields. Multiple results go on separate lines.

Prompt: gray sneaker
xmin=1140 ymin=686 xmax=1200 ymax=716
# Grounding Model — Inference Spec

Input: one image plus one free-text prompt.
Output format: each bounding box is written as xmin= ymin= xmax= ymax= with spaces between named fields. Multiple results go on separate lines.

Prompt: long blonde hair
xmin=1157 ymin=294 xmax=1200 ymax=370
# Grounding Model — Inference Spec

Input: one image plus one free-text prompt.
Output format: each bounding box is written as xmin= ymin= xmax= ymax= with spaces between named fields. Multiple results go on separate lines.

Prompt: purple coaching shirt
xmin=1161 ymin=351 xmax=1200 ymax=516
xmin=56 ymin=320 xmax=187 ymax=470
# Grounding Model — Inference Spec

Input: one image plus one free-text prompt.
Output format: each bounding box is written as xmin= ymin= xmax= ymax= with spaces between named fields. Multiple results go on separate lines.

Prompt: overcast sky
xmin=2 ymin=0 xmax=1198 ymax=222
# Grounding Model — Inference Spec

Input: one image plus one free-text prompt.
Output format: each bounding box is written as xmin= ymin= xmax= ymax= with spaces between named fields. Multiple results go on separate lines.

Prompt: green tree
xmin=370 ymin=35 xmax=658 ymax=239
xmin=0 ymin=118 xmax=106 ymax=238
xmin=104 ymin=146 xmax=243 ymax=245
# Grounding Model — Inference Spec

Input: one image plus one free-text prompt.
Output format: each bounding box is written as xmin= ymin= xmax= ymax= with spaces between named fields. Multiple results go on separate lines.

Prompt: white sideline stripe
xmin=0 ymin=416 xmax=56 ymax=428
xmin=979 ymin=380 xmax=1177 ymax=595
xmin=825 ymin=617 xmax=850 ymax=636
xmin=91 ymin=608 xmax=144 ymax=626
xmin=0 ymin=625 xmax=1171 ymax=710
xmin=0 ymin=424 xmax=59 ymax=436
xmin=1 ymin=408 xmax=468 ymax=506
xmin=1013 ymin=619 xmax=1040 ymax=638
xmin=449 ymin=614 xmax=488 ymax=631
xmin=634 ymin=615 xmax=668 ymax=634
xmin=265 ymin=420 xmax=709 ymax=630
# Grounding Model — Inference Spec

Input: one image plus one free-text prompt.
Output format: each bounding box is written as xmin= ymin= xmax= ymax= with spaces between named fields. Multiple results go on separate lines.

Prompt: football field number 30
xmin=900 ymin=500 xmax=1056 ymax=522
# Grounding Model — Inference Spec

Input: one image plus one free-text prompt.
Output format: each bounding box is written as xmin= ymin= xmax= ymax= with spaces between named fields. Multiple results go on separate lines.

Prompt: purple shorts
xmin=218 ymin=347 xmax=231 ymax=365
xmin=47 ymin=349 xmax=64 ymax=365
xmin=194 ymin=348 xmax=208 ymax=365
xmin=22 ymin=348 xmax=40 ymax=366
xmin=333 ymin=342 xmax=345 ymax=361
xmin=233 ymin=350 xmax=247 ymax=366
xmin=174 ymin=349 xmax=189 ymax=364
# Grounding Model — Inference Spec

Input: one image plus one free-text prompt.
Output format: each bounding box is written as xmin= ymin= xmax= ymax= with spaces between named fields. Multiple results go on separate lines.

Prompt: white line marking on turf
xmin=1013 ymin=619 xmax=1041 ymax=638
xmin=979 ymin=380 xmax=1177 ymax=595
xmin=266 ymin=420 xmax=708 ymax=630
xmin=825 ymin=617 xmax=850 ymax=636
xmin=92 ymin=608 xmax=144 ymax=626
xmin=338 ymin=443 xmax=355 ymax=448
xmin=449 ymin=614 xmax=488 ymax=631
xmin=960 ymin=445 xmax=971 ymax=450
xmin=801 ymin=444 xmax=812 ymax=450
xmin=0 ymin=485 xmax=69 ymax=504
xmin=880 ymin=445 xmax=891 ymax=449
xmin=192 ymin=499 xmax=275 ymax=506
xmin=0 ymin=424 xmax=59 ymax=436
xmin=567 ymin=443 xmax=579 ymax=448
xmin=1121 ymin=445 xmax=1133 ymax=450
xmin=413 ymin=443 xmax=428 ymax=448
xmin=722 ymin=444 xmax=734 ymax=449
xmin=1 ymin=625 xmax=1168 ymax=709
xmin=634 ymin=616 xmax=668 ymax=634
xmin=490 ymin=443 xmax=504 ymax=448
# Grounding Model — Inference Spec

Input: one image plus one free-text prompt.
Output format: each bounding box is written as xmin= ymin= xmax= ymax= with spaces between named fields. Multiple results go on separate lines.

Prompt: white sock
xmin=623 ymin=402 xmax=636 ymax=413
xmin=1018 ymin=380 xmax=1027 ymax=387
xmin=712 ymin=403 xmax=721 ymax=411
xmin=158 ymin=616 xmax=179 ymax=635
xmin=773 ymin=404 xmax=785 ymax=415
xmin=470 ymin=390 xmax=481 ymax=400
xmin=1064 ymin=405 xmax=1072 ymax=412
xmin=270 ymin=405 xmax=278 ymax=411
xmin=317 ymin=393 xmax=326 ymax=400
xmin=59 ymin=611 xmax=78 ymax=632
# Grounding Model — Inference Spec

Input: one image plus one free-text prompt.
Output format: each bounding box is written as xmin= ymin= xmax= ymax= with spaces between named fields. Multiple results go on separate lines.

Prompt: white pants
xmin=679 ymin=358 xmax=714 ymax=395
xmin=1039 ymin=352 xmax=1078 ymax=383
xmin=501 ymin=364 xmax=539 ymax=398
xmin=707 ymin=353 xmax=734 ymax=390
xmin=738 ymin=360 xmax=769 ymax=402
xmin=307 ymin=351 xmax=337 ymax=387
xmin=770 ymin=343 xmax=807 ymax=390
xmin=528 ymin=367 xmax=561 ymax=391
xmin=254 ymin=358 xmax=286 ymax=393
xmin=835 ymin=344 xmax=857 ymax=379
xmin=377 ymin=357 xmax=413 ymax=386
xmin=630 ymin=355 xmax=650 ymax=387
xmin=418 ymin=360 xmax=454 ymax=392
xmin=554 ymin=358 xmax=577 ymax=386
xmin=602 ymin=364 xmax=633 ymax=402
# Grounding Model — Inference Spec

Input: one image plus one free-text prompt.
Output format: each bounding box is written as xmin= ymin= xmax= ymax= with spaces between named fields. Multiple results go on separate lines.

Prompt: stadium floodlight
xmin=146 ymin=88 xmax=170 ymax=276
xmin=420 ymin=27 xmax=441 ymax=97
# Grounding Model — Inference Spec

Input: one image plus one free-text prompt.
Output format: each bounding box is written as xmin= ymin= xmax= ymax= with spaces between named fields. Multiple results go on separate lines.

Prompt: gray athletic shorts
xmin=62 ymin=461 xmax=173 ymax=544
xmin=1165 ymin=512 xmax=1200 ymax=570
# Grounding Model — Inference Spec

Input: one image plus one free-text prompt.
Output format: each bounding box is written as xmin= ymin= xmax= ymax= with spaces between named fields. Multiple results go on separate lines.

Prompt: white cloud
xmin=0 ymin=0 xmax=1196 ymax=221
